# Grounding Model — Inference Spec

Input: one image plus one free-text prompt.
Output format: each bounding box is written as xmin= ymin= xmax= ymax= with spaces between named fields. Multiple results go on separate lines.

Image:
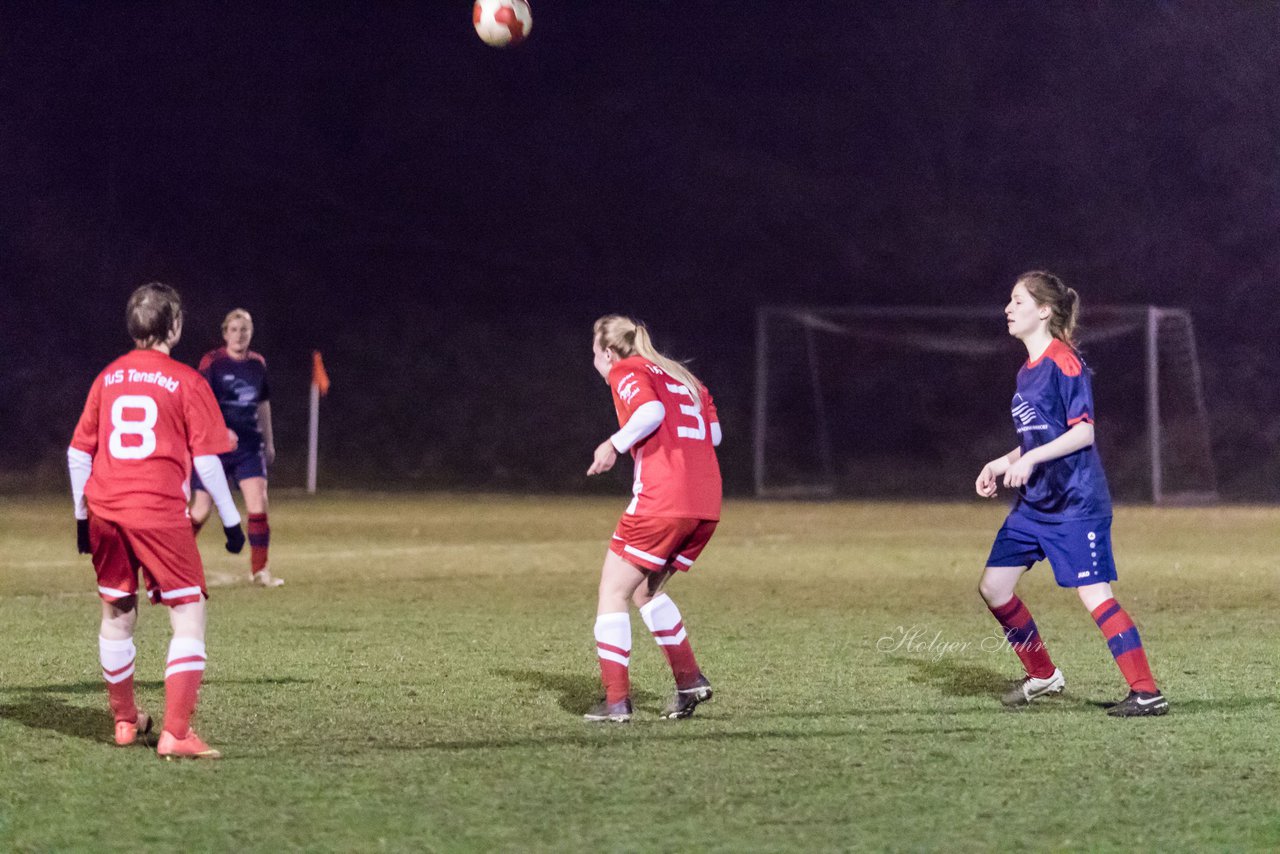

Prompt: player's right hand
xmin=76 ymin=519 xmax=91 ymax=554
xmin=975 ymin=464 xmax=998 ymax=498
xmin=587 ymin=439 xmax=618 ymax=476
xmin=224 ymin=524 xmax=246 ymax=554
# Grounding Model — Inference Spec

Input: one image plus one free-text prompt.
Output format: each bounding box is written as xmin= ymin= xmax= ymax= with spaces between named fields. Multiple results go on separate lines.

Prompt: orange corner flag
xmin=312 ymin=350 xmax=331 ymax=396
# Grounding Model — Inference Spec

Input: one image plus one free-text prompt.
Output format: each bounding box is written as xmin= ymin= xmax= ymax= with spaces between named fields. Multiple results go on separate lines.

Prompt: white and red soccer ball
xmin=473 ymin=0 xmax=533 ymax=48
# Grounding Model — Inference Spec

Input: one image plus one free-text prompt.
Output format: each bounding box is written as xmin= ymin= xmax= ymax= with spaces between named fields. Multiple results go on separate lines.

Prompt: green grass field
xmin=1 ymin=494 xmax=1277 ymax=852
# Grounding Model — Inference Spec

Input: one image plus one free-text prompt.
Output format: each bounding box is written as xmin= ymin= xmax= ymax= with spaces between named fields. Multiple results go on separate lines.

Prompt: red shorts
xmin=609 ymin=515 xmax=718 ymax=572
xmin=89 ymin=515 xmax=207 ymax=607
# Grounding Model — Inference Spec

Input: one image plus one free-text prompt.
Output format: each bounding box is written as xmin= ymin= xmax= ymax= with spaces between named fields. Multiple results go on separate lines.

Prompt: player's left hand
xmin=1003 ymin=457 xmax=1036 ymax=489
xmin=76 ymin=519 xmax=91 ymax=554
xmin=265 ymin=444 xmax=276 ymax=466
xmin=587 ymin=439 xmax=618 ymax=476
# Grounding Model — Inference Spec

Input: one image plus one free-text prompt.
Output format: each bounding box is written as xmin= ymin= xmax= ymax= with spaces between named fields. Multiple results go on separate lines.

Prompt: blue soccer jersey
xmin=198 ymin=348 xmax=270 ymax=452
xmin=1009 ymin=339 xmax=1112 ymax=521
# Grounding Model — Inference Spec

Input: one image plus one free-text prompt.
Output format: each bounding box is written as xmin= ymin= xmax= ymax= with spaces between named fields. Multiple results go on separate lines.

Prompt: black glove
xmin=224 ymin=524 xmax=246 ymax=554
xmin=77 ymin=519 xmax=91 ymax=554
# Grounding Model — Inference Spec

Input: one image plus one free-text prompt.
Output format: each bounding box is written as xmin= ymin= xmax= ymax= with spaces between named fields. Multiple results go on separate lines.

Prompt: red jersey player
xmin=584 ymin=315 xmax=723 ymax=723
xmin=67 ymin=283 xmax=246 ymax=759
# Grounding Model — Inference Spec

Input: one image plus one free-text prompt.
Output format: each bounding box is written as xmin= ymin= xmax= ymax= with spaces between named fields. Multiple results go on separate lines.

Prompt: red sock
xmin=99 ymin=636 xmax=138 ymax=723
xmin=989 ymin=596 xmax=1056 ymax=679
xmin=639 ymin=593 xmax=702 ymax=689
xmin=1091 ymin=598 xmax=1158 ymax=693
xmin=593 ymin=613 xmax=631 ymax=703
xmin=248 ymin=513 xmax=270 ymax=574
xmin=163 ymin=637 xmax=207 ymax=736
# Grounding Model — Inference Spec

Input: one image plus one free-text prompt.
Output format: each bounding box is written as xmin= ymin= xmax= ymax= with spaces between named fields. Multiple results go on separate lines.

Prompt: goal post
xmin=753 ymin=304 xmax=1218 ymax=504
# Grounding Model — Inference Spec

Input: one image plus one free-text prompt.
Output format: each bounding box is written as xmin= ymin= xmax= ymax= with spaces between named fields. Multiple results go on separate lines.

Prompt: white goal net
xmin=753 ymin=305 xmax=1218 ymax=504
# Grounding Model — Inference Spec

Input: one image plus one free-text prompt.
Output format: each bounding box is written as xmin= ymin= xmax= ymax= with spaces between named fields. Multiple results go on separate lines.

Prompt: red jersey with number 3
xmin=608 ymin=355 xmax=722 ymax=520
xmin=70 ymin=349 xmax=234 ymax=528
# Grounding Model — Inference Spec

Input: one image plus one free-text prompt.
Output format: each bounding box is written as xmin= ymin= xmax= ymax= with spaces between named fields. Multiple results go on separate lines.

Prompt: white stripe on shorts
xmin=98 ymin=585 xmax=132 ymax=599
xmin=623 ymin=544 xmax=665 ymax=567
xmin=673 ymin=554 xmax=695 ymax=567
xmin=160 ymin=585 xmax=202 ymax=601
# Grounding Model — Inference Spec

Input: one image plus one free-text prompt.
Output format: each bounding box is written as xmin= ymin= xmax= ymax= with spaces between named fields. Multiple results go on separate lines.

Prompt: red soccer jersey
xmin=70 ymin=349 xmax=234 ymax=528
xmin=608 ymin=355 xmax=722 ymax=520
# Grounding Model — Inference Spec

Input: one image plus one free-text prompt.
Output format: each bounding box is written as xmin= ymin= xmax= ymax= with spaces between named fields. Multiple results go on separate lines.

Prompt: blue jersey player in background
xmin=191 ymin=308 xmax=283 ymax=588
xmin=975 ymin=271 xmax=1168 ymax=717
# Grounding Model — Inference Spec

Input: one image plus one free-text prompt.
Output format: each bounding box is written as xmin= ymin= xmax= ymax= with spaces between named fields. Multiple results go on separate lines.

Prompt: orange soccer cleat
xmin=157 ymin=728 xmax=222 ymax=760
xmin=114 ymin=711 xmax=153 ymax=746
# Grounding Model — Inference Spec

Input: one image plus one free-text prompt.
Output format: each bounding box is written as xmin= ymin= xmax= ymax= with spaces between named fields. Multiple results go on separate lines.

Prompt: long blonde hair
xmin=593 ymin=315 xmax=704 ymax=405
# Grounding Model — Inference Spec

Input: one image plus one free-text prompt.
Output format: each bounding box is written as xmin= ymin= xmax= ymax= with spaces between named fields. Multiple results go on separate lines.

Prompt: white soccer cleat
xmin=1001 ymin=667 xmax=1065 ymax=707
xmin=252 ymin=568 xmax=284 ymax=588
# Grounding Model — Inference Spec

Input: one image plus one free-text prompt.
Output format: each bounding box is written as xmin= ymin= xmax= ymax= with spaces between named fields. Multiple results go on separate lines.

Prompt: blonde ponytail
xmin=593 ymin=315 xmax=705 ymax=406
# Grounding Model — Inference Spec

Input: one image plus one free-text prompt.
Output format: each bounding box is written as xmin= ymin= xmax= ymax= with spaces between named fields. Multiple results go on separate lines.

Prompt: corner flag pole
xmin=307 ymin=351 xmax=331 ymax=494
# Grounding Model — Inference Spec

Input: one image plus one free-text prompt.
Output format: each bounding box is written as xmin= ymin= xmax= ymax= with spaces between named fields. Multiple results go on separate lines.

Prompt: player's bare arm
xmin=1003 ymin=422 xmax=1095 ymax=488
xmin=976 ymin=447 xmax=1021 ymax=497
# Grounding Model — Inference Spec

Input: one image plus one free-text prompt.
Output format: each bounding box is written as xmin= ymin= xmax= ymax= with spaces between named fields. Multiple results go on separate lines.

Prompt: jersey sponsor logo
xmin=617 ymin=372 xmax=640 ymax=405
xmin=221 ymin=375 xmax=259 ymax=407
xmin=104 ymin=368 xmax=180 ymax=393
xmin=1011 ymin=393 xmax=1048 ymax=433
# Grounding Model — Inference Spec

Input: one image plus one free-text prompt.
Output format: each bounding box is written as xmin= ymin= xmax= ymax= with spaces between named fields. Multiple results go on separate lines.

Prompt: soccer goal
xmin=753 ymin=305 xmax=1218 ymax=504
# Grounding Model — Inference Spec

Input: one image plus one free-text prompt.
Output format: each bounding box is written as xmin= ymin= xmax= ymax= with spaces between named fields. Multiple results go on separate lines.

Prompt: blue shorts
xmin=192 ymin=447 xmax=266 ymax=493
xmin=985 ymin=513 xmax=1117 ymax=588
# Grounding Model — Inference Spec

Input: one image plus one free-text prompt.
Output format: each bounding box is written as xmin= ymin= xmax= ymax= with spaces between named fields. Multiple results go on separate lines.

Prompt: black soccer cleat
xmin=583 ymin=698 xmax=633 ymax=723
xmin=1106 ymin=690 xmax=1169 ymax=717
xmin=660 ymin=675 xmax=713 ymax=720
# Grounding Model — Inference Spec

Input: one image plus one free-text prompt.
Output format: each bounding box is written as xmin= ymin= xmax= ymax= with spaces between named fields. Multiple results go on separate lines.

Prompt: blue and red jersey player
xmin=976 ymin=271 xmax=1168 ymax=716
xmin=583 ymin=315 xmax=722 ymax=723
xmin=68 ymin=282 xmax=245 ymax=758
xmin=190 ymin=308 xmax=282 ymax=587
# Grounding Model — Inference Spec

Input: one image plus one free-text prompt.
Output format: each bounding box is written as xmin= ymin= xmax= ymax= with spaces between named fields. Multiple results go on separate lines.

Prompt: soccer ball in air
xmin=473 ymin=0 xmax=533 ymax=48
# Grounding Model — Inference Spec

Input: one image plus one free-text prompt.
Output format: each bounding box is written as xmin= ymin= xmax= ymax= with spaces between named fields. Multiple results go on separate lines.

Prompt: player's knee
xmin=977 ymin=575 xmax=1007 ymax=606
xmin=630 ymin=585 xmax=653 ymax=609
xmin=106 ymin=596 xmax=138 ymax=617
xmin=1075 ymin=582 xmax=1112 ymax=611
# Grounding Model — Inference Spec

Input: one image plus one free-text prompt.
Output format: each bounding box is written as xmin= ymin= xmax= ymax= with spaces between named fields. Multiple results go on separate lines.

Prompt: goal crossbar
xmin=754 ymin=304 xmax=1218 ymax=505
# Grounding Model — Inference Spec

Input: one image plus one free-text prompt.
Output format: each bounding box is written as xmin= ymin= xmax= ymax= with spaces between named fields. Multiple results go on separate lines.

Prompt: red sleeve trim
xmin=1067 ymin=414 xmax=1093 ymax=426
xmin=1047 ymin=340 xmax=1083 ymax=377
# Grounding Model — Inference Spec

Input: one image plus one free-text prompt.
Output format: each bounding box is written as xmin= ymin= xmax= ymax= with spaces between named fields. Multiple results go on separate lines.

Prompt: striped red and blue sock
xmin=248 ymin=513 xmax=270 ymax=574
xmin=989 ymin=595 xmax=1056 ymax=679
xmin=1090 ymin=598 xmax=1157 ymax=693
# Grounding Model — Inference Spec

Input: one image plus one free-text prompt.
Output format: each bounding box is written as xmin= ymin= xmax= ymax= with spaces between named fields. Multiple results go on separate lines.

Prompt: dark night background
xmin=1 ymin=2 xmax=1277 ymax=498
